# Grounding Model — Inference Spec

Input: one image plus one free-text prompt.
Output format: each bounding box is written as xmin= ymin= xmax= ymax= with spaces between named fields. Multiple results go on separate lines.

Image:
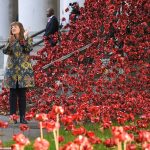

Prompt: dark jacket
xmin=44 ymin=16 xmax=59 ymax=46
xmin=44 ymin=16 xmax=59 ymax=37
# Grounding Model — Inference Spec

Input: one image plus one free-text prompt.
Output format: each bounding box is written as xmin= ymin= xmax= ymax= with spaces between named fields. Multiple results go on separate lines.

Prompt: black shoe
xmin=20 ymin=117 xmax=28 ymax=124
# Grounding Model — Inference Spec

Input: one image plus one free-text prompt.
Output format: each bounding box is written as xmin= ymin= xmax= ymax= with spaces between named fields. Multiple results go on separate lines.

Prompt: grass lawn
xmin=3 ymin=123 xmax=113 ymax=150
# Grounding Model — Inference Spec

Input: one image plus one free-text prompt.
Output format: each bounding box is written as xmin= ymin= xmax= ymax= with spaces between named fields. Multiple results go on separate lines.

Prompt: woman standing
xmin=3 ymin=22 xmax=35 ymax=124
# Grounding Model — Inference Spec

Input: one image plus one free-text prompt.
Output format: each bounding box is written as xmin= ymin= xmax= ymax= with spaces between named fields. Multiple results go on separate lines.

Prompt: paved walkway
xmin=0 ymin=115 xmax=44 ymax=142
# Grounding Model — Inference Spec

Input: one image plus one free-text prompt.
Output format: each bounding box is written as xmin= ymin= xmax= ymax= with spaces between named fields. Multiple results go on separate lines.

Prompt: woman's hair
xmin=9 ymin=22 xmax=25 ymax=43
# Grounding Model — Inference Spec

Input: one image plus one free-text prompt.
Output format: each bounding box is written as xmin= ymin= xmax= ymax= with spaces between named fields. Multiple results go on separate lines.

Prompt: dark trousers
xmin=9 ymin=82 xmax=26 ymax=117
xmin=49 ymin=37 xmax=57 ymax=47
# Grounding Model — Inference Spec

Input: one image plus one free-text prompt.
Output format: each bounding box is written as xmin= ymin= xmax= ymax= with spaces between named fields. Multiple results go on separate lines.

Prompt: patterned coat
xmin=3 ymin=38 xmax=35 ymax=89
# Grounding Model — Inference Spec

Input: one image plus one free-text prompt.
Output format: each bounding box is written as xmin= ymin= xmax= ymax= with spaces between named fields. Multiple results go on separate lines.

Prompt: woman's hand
xmin=24 ymin=30 xmax=29 ymax=39
xmin=9 ymin=35 xmax=15 ymax=45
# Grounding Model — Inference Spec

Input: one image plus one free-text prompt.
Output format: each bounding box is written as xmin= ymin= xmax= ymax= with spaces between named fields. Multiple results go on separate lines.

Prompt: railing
xmin=0 ymin=29 xmax=46 ymax=50
xmin=0 ymin=44 xmax=5 ymax=50
xmin=30 ymin=29 xmax=45 ymax=38
xmin=42 ymin=43 xmax=92 ymax=69
xmin=33 ymin=39 xmax=44 ymax=47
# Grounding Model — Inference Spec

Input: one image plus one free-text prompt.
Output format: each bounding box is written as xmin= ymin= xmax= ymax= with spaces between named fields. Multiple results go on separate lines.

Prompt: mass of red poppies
xmin=0 ymin=0 xmax=149 ymax=149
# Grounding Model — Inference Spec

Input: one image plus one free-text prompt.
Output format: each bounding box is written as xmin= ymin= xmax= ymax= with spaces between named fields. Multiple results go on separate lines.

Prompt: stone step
xmin=0 ymin=49 xmax=4 ymax=69
xmin=0 ymin=75 xmax=4 ymax=79
xmin=0 ymin=115 xmax=43 ymax=142
xmin=0 ymin=69 xmax=4 ymax=92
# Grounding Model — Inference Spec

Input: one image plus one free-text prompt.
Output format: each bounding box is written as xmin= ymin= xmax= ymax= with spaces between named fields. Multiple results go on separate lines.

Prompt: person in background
xmin=69 ymin=2 xmax=80 ymax=22
xmin=3 ymin=22 xmax=35 ymax=124
xmin=44 ymin=8 xmax=59 ymax=47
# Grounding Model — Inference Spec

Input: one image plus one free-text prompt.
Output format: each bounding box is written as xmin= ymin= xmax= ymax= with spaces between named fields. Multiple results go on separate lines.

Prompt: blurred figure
xmin=44 ymin=8 xmax=59 ymax=47
xmin=69 ymin=2 xmax=80 ymax=21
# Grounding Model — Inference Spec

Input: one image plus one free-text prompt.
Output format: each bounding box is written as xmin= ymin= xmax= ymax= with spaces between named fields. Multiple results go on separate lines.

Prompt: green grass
xmin=4 ymin=121 xmax=149 ymax=150
xmin=3 ymin=140 xmax=14 ymax=147
xmin=3 ymin=123 xmax=113 ymax=150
